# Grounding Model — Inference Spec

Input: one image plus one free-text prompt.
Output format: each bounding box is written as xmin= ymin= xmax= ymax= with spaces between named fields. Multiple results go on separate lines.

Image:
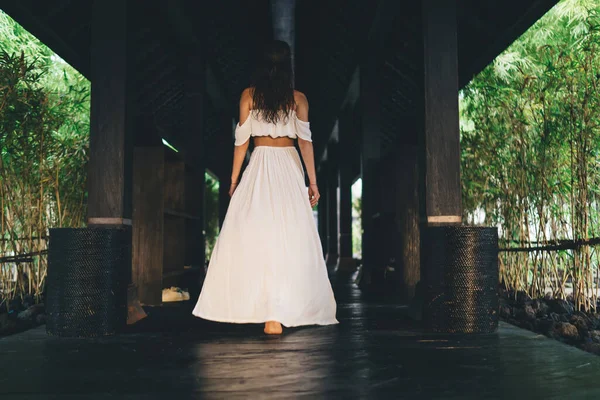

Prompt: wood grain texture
xmin=395 ymin=143 xmax=421 ymax=301
xmin=163 ymin=214 xmax=186 ymax=275
xmin=164 ymin=158 xmax=186 ymax=212
xmin=88 ymin=0 xmax=131 ymax=221
xmin=184 ymin=166 xmax=204 ymax=267
xmin=132 ymin=146 xmax=164 ymax=305
xmin=421 ymin=0 xmax=462 ymax=220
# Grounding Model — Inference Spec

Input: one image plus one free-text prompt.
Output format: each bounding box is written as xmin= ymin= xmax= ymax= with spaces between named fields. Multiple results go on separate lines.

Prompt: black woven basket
xmin=422 ymin=226 xmax=499 ymax=334
xmin=46 ymin=227 xmax=129 ymax=337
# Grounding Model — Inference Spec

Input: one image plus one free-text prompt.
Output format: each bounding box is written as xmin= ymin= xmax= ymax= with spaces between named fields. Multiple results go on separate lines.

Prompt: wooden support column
xmin=219 ymin=119 xmax=235 ymax=228
xmin=184 ymin=167 xmax=204 ymax=269
xmin=417 ymin=0 xmax=462 ymax=309
xmin=326 ymin=143 xmax=339 ymax=268
xmin=88 ymin=0 xmax=133 ymax=228
xmin=132 ymin=145 xmax=164 ymax=305
xmin=317 ymin=166 xmax=328 ymax=257
xmin=132 ymin=113 xmax=165 ymax=305
xmin=183 ymin=49 xmax=206 ymax=271
xmin=338 ymin=114 xmax=354 ymax=271
xmin=163 ymin=157 xmax=186 ymax=275
xmin=218 ymin=177 xmax=230 ymax=229
xmin=89 ymin=0 xmax=146 ymax=321
xmin=359 ymin=56 xmax=382 ymax=288
xmin=396 ymin=116 xmax=421 ymax=301
xmin=420 ymin=0 xmax=462 ymax=226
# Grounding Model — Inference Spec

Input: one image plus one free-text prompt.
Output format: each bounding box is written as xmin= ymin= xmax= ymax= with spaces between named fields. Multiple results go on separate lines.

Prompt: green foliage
xmin=461 ymin=0 xmax=600 ymax=310
xmin=0 ymin=10 xmax=90 ymax=307
xmin=204 ymin=172 xmax=220 ymax=261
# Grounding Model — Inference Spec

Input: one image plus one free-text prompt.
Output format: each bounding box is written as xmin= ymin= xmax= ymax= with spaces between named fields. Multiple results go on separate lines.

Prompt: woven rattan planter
xmin=422 ymin=225 xmax=499 ymax=334
xmin=46 ymin=227 xmax=129 ymax=337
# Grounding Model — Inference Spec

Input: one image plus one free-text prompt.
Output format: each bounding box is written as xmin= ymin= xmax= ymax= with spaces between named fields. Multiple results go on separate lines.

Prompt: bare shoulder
xmin=241 ymin=87 xmax=254 ymax=98
xmin=293 ymin=90 xmax=308 ymax=107
xmin=240 ymin=87 xmax=253 ymax=109
xmin=293 ymin=90 xmax=309 ymax=121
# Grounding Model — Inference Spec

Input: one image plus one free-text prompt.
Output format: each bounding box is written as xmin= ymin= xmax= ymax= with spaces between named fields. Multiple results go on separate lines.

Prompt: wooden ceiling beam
xmin=134 ymin=56 xmax=175 ymax=89
xmin=340 ymin=68 xmax=359 ymax=111
xmin=459 ymin=0 xmax=558 ymax=87
xmin=138 ymin=80 xmax=183 ymax=114
xmin=315 ymin=0 xmax=399 ymax=164
xmin=165 ymin=0 xmax=232 ymax=116
xmin=206 ymin=65 xmax=231 ymax=116
xmin=44 ymin=0 xmax=75 ymax=21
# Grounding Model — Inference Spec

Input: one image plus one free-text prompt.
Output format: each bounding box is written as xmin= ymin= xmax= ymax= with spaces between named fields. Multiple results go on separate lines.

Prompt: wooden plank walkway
xmin=1 ymin=270 xmax=600 ymax=399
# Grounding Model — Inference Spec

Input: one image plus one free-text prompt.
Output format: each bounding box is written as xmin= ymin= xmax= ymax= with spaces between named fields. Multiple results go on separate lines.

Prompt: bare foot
xmin=264 ymin=320 xmax=283 ymax=335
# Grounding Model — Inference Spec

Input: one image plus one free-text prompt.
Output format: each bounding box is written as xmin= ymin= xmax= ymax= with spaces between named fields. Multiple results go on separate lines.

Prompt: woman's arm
xmin=297 ymin=139 xmax=317 ymax=185
xmin=296 ymin=92 xmax=316 ymax=183
xmin=230 ymin=89 xmax=252 ymax=195
xmin=295 ymin=92 xmax=320 ymax=207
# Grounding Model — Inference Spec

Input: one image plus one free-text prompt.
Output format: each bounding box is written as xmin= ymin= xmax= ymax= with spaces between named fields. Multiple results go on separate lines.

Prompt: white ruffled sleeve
xmin=234 ymin=118 xmax=252 ymax=146
xmin=295 ymin=117 xmax=312 ymax=142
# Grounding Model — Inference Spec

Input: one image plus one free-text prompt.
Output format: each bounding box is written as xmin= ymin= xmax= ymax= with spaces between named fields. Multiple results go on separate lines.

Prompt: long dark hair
xmin=250 ymin=40 xmax=295 ymax=124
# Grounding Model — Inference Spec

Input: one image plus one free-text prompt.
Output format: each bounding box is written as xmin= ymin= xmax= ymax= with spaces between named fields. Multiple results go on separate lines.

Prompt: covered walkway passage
xmin=3 ymin=0 xmax=600 ymax=398
xmin=0 ymin=0 xmax=563 ymax=303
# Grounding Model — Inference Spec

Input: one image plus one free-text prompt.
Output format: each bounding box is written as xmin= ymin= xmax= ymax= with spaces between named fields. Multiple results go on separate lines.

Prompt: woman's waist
xmin=251 ymin=132 xmax=296 ymax=139
xmin=252 ymin=135 xmax=295 ymax=147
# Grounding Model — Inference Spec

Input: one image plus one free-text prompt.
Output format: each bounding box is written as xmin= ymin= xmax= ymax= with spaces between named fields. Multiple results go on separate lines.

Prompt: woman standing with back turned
xmin=192 ymin=40 xmax=339 ymax=335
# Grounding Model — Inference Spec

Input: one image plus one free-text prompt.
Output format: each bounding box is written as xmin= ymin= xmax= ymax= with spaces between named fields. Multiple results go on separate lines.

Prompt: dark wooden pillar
xmin=132 ymin=145 xmax=164 ymax=305
xmin=163 ymin=156 xmax=186 ymax=276
xmin=183 ymin=49 xmax=206 ymax=270
xmin=218 ymin=176 xmax=230 ymax=229
xmin=219 ymin=120 xmax=235 ymax=228
xmin=88 ymin=0 xmax=141 ymax=319
xmin=396 ymin=116 xmax=421 ymax=301
xmin=420 ymin=0 xmax=462 ymax=226
xmin=359 ymin=56 xmax=382 ymax=288
xmin=375 ymin=153 xmax=397 ymax=284
xmin=88 ymin=0 xmax=133 ymax=228
xmin=132 ymin=113 xmax=165 ymax=306
xmin=326 ymin=143 xmax=339 ymax=268
xmin=417 ymin=0 xmax=462 ymax=307
xmin=338 ymin=115 xmax=354 ymax=270
xmin=318 ymin=166 xmax=328 ymax=257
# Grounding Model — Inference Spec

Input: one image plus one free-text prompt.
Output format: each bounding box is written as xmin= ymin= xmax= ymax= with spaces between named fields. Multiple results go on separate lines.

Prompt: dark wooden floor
xmin=1 ymin=269 xmax=600 ymax=399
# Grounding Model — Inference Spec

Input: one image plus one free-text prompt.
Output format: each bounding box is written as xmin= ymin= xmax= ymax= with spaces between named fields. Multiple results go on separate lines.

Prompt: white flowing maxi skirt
xmin=192 ymin=145 xmax=339 ymax=327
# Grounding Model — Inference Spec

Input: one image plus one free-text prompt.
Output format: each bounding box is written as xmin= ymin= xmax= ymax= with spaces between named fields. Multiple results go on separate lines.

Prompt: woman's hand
xmin=308 ymin=183 xmax=320 ymax=208
xmin=229 ymin=182 xmax=239 ymax=197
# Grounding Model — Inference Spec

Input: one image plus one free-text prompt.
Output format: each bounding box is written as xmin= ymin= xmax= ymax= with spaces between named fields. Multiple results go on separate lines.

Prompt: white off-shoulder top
xmin=234 ymin=109 xmax=312 ymax=146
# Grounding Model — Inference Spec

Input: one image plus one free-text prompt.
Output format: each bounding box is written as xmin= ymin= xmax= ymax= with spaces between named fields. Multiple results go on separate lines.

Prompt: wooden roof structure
xmin=0 ymin=0 xmax=558 ymax=179
xmin=0 ymin=0 xmax=560 ymax=305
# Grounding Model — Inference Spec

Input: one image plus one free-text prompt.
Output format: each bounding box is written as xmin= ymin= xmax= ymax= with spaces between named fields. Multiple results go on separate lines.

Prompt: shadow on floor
xmin=1 ymin=268 xmax=600 ymax=399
